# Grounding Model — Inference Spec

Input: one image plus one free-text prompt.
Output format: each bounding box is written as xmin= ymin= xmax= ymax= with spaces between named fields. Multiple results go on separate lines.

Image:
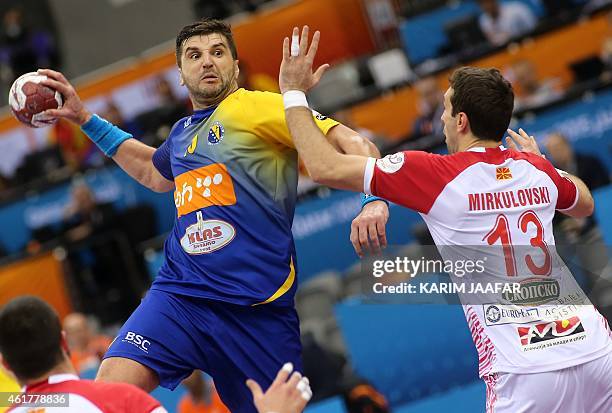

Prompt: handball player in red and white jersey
xmin=0 ymin=296 xmax=312 ymax=413
xmin=279 ymin=27 xmax=612 ymax=412
xmin=0 ymin=296 xmax=166 ymax=413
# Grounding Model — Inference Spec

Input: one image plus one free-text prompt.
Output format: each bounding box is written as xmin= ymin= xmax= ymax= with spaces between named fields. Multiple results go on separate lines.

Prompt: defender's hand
xmin=246 ymin=363 xmax=312 ymax=413
xmin=505 ymin=128 xmax=542 ymax=157
xmin=350 ymin=200 xmax=389 ymax=258
xmin=279 ymin=26 xmax=330 ymax=94
xmin=37 ymin=68 xmax=91 ymax=125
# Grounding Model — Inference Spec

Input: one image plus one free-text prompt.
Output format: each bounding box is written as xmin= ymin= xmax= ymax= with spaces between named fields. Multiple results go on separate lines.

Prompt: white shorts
xmin=484 ymin=352 xmax=612 ymax=413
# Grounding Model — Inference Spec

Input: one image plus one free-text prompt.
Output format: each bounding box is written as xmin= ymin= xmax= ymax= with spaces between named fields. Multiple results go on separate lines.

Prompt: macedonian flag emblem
xmin=496 ymin=167 xmax=512 ymax=180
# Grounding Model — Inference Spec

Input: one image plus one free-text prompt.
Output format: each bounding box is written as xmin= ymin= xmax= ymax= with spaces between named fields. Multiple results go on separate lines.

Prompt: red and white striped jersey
xmin=365 ymin=146 xmax=612 ymax=375
xmin=7 ymin=374 xmax=166 ymax=413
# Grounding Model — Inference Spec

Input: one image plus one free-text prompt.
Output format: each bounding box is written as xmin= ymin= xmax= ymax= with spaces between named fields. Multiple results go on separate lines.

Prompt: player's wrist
xmin=282 ymin=90 xmax=309 ymax=109
xmin=81 ymin=114 xmax=132 ymax=157
xmin=361 ymin=193 xmax=388 ymax=208
xmin=76 ymin=109 xmax=92 ymax=126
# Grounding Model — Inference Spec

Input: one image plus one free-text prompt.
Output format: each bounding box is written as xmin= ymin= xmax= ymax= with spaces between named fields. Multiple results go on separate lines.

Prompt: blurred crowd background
xmin=1 ymin=1 xmax=612 ymax=412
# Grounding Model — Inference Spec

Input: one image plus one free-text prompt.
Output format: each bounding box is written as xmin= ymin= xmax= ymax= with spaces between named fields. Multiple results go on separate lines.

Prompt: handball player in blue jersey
xmin=37 ymin=19 xmax=389 ymax=412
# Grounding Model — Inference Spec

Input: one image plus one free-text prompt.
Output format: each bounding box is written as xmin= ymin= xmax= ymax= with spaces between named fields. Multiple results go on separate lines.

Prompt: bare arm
xmin=112 ymin=140 xmax=175 ymax=193
xmin=286 ymin=107 xmax=368 ymax=191
xmin=280 ymin=28 xmax=369 ymax=191
xmin=326 ymin=124 xmax=380 ymax=158
xmin=38 ymin=69 xmax=174 ymax=193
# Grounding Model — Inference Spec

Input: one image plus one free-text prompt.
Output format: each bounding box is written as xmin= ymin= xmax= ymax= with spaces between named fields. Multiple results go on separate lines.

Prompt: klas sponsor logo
xmin=181 ymin=211 xmax=236 ymax=254
xmin=122 ymin=331 xmax=151 ymax=353
xmin=502 ymin=277 xmax=559 ymax=306
xmin=517 ymin=316 xmax=585 ymax=348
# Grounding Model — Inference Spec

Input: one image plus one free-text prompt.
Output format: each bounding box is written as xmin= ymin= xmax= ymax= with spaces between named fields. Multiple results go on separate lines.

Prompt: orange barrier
xmin=350 ymin=13 xmax=611 ymax=141
xmin=0 ymin=252 xmax=73 ymax=320
xmin=233 ymin=0 xmax=374 ymax=80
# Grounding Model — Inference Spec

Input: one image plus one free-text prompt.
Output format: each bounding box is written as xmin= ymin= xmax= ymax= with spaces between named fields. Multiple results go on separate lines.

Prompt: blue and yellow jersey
xmin=152 ymin=88 xmax=338 ymax=306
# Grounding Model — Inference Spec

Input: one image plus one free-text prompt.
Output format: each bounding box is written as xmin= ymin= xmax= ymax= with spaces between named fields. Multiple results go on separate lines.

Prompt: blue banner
xmin=522 ymin=89 xmax=612 ymax=169
xmin=0 ymin=167 xmax=174 ymax=254
xmin=293 ymin=192 xmax=419 ymax=281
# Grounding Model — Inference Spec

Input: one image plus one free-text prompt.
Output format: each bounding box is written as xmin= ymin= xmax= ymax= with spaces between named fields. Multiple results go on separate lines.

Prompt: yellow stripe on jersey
xmin=253 ymin=257 xmax=296 ymax=306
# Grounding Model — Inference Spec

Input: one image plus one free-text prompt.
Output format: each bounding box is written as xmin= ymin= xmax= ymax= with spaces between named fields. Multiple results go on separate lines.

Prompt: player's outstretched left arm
xmin=37 ymin=69 xmax=174 ymax=193
xmin=279 ymin=27 xmax=369 ymax=193
xmin=246 ymin=362 xmax=312 ymax=413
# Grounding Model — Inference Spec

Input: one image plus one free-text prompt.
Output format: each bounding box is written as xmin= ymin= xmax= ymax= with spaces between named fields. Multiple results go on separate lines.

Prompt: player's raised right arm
xmin=38 ymin=69 xmax=174 ymax=193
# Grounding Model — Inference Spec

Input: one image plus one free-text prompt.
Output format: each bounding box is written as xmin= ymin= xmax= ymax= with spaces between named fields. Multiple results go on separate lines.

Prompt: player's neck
xmin=21 ymin=359 xmax=77 ymax=388
xmin=461 ymin=138 xmax=501 ymax=152
xmin=192 ymin=84 xmax=238 ymax=110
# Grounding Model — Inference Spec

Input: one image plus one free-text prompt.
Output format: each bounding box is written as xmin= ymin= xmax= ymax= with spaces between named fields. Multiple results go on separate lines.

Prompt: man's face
xmin=178 ymin=33 xmax=238 ymax=105
xmin=416 ymin=78 xmax=442 ymax=114
xmin=544 ymin=134 xmax=573 ymax=168
xmin=441 ymin=88 xmax=459 ymax=154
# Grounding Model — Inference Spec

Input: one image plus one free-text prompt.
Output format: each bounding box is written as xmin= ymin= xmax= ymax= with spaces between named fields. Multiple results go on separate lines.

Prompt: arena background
xmin=0 ymin=0 xmax=611 ymax=412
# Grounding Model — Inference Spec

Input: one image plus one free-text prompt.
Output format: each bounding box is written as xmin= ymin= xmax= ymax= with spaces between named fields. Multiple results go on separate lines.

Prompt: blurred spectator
xmin=544 ymin=132 xmax=610 ymax=197
xmin=301 ymin=332 xmax=389 ymax=412
xmin=411 ymin=76 xmax=444 ymax=139
xmin=510 ymin=59 xmax=563 ymax=111
xmin=178 ymin=370 xmax=229 ymax=413
xmin=60 ymin=182 xmax=141 ymax=324
xmin=134 ymin=76 xmax=190 ymax=142
xmin=62 ymin=181 xmax=117 ymax=243
xmin=600 ymin=36 xmax=612 ymax=82
xmin=544 ymin=133 xmax=611 ymax=314
xmin=63 ymin=312 xmax=113 ymax=374
xmin=477 ymin=0 xmax=537 ymax=46
xmin=0 ymin=6 xmax=59 ymax=104
xmin=102 ymin=100 xmax=141 ymax=137
xmin=0 ymin=8 xmax=37 ymax=77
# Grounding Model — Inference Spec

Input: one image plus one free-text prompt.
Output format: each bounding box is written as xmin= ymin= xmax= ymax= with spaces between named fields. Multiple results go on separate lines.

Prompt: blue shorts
xmin=104 ymin=288 xmax=302 ymax=413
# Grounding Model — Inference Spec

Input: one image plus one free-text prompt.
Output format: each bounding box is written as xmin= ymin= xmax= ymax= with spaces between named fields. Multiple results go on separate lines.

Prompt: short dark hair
xmin=175 ymin=18 xmax=238 ymax=67
xmin=0 ymin=296 xmax=64 ymax=381
xmin=449 ymin=67 xmax=514 ymax=142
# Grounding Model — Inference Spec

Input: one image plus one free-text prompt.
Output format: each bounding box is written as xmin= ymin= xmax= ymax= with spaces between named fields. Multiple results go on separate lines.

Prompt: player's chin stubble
xmin=188 ymin=74 xmax=234 ymax=105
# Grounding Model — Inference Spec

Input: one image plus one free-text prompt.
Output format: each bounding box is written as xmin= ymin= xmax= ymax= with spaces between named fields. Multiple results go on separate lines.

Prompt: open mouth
xmin=201 ymin=74 xmax=218 ymax=81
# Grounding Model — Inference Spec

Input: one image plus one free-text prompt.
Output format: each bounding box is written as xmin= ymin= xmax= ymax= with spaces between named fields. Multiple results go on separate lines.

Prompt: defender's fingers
xmin=283 ymin=37 xmax=290 ymax=60
xmin=299 ymin=26 xmax=309 ymax=55
xmin=306 ymin=31 xmax=320 ymax=60
xmin=291 ymin=27 xmax=300 ymax=57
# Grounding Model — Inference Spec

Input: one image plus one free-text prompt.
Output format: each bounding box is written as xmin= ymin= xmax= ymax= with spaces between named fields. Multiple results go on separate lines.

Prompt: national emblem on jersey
xmin=496 ymin=167 xmax=512 ymax=180
xmin=208 ymin=121 xmax=224 ymax=145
